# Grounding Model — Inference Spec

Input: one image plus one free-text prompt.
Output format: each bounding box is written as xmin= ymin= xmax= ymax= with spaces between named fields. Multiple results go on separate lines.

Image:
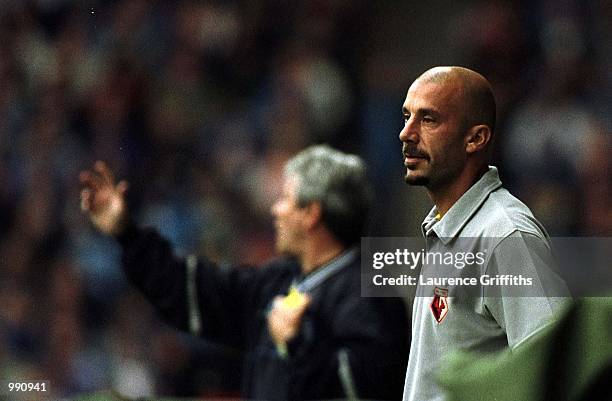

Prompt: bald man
xmin=399 ymin=67 xmax=569 ymax=401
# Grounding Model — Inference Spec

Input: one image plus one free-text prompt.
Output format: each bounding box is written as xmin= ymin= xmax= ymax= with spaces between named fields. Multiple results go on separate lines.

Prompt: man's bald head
xmin=417 ymin=66 xmax=496 ymax=135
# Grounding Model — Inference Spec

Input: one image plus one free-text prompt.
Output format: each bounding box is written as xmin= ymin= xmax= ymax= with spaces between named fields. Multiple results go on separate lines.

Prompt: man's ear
xmin=466 ymin=125 xmax=492 ymax=154
xmin=303 ymin=202 xmax=323 ymax=230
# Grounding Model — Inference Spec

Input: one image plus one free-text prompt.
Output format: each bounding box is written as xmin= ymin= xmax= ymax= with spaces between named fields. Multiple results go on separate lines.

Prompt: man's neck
xmin=300 ymin=235 xmax=346 ymax=274
xmin=428 ymin=165 xmax=488 ymax=217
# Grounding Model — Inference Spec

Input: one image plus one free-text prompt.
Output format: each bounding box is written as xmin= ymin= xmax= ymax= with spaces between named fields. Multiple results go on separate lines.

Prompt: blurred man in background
xmin=399 ymin=66 xmax=569 ymax=401
xmin=80 ymin=144 xmax=409 ymax=401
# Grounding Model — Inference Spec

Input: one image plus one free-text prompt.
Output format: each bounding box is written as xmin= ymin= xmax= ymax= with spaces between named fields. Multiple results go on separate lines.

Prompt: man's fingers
xmin=80 ymin=189 xmax=91 ymax=212
xmin=79 ymin=170 xmax=103 ymax=191
xmin=295 ymin=295 xmax=311 ymax=314
xmin=94 ymin=160 xmax=115 ymax=186
xmin=271 ymin=294 xmax=310 ymax=324
xmin=80 ymin=161 xmax=120 ymax=192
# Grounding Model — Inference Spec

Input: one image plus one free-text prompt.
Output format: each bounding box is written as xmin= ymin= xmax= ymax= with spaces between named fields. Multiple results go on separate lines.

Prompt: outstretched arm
xmin=78 ymin=161 xmax=261 ymax=349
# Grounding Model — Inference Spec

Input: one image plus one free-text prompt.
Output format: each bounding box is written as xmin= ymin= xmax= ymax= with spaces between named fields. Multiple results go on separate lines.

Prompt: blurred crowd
xmin=0 ymin=0 xmax=610 ymax=399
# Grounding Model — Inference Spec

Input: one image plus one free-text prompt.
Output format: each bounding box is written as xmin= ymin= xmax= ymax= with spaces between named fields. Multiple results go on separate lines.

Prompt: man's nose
xmin=399 ymin=119 xmax=419 ymax=143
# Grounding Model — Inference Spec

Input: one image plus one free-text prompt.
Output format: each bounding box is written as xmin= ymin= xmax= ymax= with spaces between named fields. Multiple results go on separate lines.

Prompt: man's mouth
xmin=403 ymin=150 xmax=428 ymax=166
xmin=404 ymin=156 xmax=426 ymax=167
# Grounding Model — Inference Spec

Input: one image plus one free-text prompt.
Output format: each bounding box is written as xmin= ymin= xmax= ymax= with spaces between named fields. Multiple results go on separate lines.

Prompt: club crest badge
xmin=430 ymin=287 xmax=449 ymax=323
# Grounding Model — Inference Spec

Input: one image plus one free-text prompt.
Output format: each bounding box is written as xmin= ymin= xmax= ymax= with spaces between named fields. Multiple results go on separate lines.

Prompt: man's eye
xmin=403 ymin=115 xmax=410 ymax=124
xmin=423 ymin=116 xmax=435 ymax=123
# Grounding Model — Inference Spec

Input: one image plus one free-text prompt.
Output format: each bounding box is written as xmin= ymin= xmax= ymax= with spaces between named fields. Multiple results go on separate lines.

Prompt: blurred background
xmin=0 ymin=0 xmax=610 ymax=399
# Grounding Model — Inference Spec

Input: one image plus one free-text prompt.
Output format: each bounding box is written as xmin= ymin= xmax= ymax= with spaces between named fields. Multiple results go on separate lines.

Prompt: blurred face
xmin=271 ymin=175 xmax=307 ymax=257
xmin=399 ymin=77 xmax=468 ymax=190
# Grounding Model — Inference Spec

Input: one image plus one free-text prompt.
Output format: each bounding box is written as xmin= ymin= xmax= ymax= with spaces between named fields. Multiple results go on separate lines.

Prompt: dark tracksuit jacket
xmin=117 ymin=225 xmax=410 ymax=401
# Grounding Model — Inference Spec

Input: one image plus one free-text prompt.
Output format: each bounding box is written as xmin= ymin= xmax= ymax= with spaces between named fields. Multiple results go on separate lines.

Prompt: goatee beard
xmin=404 ymin=172 xmax=429 ymax=186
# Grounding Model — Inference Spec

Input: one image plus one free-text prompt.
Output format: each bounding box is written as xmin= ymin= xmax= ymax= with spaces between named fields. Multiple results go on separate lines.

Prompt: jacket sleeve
xmin=116 ymin=224 xmax=261 ymax=350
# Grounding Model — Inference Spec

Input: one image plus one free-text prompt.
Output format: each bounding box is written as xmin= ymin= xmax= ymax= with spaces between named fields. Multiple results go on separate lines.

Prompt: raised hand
xmin=79 ymin=161 xmax=129 ymax=236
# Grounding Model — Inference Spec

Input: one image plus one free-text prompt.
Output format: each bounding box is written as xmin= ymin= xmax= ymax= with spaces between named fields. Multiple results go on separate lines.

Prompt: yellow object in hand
xmin=283 ymin=285 xmax=307 ymax=308
xmin=274 ymin=286 xmax=307 ymax=358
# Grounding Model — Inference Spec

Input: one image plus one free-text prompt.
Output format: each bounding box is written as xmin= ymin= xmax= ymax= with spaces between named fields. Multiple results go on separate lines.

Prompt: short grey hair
xmin=284 ymin=145 xmax=372 ymax=246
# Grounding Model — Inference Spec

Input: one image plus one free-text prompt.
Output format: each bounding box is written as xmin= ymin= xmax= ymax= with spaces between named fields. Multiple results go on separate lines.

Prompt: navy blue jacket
xmin=117 ymin=225 xmax=409 ymax=401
